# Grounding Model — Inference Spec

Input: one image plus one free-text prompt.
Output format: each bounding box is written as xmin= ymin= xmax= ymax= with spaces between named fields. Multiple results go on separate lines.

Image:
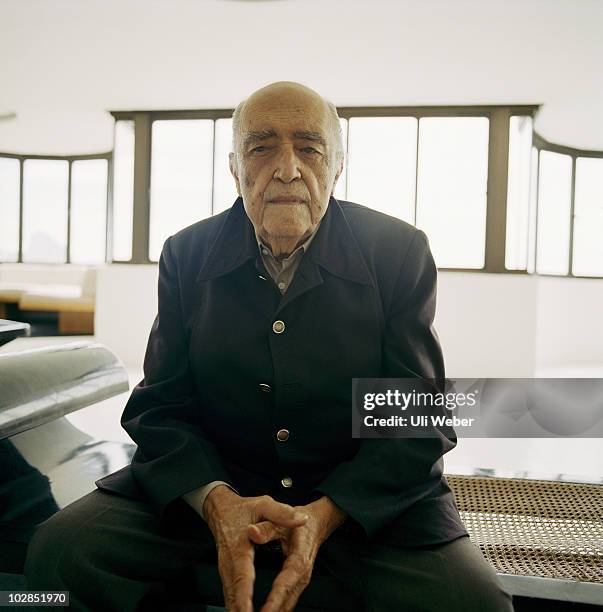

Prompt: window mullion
xmin=131 ymin=113 xmax=152 ymax=264
xmin=484 ymin=108 xmax=511 ymax=273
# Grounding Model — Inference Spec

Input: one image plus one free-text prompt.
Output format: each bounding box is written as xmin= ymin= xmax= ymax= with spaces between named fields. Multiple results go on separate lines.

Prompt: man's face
xmin=230 ymin=85 xmax=343 ymax=247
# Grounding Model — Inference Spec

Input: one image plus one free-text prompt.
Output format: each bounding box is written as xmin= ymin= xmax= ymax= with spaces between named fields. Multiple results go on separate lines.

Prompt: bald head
xmin=232 ymin=81 xmax=343 ymax=159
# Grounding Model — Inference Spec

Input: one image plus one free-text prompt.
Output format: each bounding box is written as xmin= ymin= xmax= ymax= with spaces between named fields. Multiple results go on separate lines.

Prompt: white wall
xmin=94 ymin=264 xmax=158 ymax=369
xmin=437 ymin=272 xmax=603 ymax=377
xmin=535 ymin=275 xmax=603 ymax=369
xmin=436 ymin=272 xmax=538 ymax=377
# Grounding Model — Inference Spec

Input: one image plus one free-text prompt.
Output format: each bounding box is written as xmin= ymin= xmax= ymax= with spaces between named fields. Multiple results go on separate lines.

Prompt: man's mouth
xmin=266 ymin=197 xmax=307 ymax=204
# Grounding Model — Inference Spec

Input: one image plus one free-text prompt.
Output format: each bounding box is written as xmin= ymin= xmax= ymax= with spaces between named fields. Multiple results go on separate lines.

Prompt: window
xmin=416 ymin=117 xmax=489 ymax=269
xmin=0 ymin=157 xmax=20 ymax=262
xmin=213 ymin=118 xmax=238 ymax=215
xmin=333 ymin=118 xmax=348 ymax=201
xmin=110 ymin=108 xmax=520 ymax=270
xmin=12 ymin=104 xmax=602 ymax=278
xmin=149 ymin=120 xmax=214 ymax=262
xmin=346 ymin=117 xmax=417 ymax=222
xmin=112 ymin=120 xmax=135 ymax=261
xmin=506 ymin=116 xmax=533 ymax=270
xmin=536 ymin=151 xmax=572 ymax=275
xmin=70 ymin=159 xmax=108 ymax=264
xmin=526 ymin=147 xmax=539 ymax=274
xmin=573 ymin=157 xmax=603 ymax=277
xmin=22 ymin=160 xmax=69 ymax=263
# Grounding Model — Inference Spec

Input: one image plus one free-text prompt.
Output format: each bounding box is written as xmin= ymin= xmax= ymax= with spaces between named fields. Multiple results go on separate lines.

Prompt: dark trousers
xmin=24 ymin=489 xmax=513 ymax=612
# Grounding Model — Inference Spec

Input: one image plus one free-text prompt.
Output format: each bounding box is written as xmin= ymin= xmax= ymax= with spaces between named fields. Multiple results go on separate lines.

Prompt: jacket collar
xmin=196 ymin=196 xmax=373 ymax=287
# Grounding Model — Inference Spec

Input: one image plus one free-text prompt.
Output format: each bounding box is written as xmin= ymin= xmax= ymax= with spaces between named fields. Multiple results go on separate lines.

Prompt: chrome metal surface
xmin=0 ymin=338 xmax=133 ymax=573
xmin=0 ymin=341 xmax=129 ymax=439
xmin=1 ymin=416 xmax=135 ymax=572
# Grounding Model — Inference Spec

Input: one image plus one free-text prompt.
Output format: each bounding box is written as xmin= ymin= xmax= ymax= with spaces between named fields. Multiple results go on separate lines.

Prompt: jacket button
xmin=259 ymin=383 xmax=271 ymax=393
xmin=281 ymin=476 xmax=293 ymax=488
xmin=276 ymin=428 xmax=289 ymax=442
xmin=272 ymin=320 xmax=285 ymax=334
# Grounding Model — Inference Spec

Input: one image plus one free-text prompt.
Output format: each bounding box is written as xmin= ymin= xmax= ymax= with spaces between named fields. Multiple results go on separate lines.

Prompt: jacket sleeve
xmin=312 ymin=229 xmax=456 ymax=540
xmin=121 ymin=236 xmax=233 ymax=518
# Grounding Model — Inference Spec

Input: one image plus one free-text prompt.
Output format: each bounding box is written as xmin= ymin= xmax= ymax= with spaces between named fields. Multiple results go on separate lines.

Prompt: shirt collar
xmin=255 ymin=219 xmax=322 ymax=262
xmin=196 ymin=196 xmax=373 ymax=287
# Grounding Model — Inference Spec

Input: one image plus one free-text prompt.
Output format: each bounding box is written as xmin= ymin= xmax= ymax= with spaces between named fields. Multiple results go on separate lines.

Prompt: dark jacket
xmin=96 ymin=197 xmax=468 ymax=547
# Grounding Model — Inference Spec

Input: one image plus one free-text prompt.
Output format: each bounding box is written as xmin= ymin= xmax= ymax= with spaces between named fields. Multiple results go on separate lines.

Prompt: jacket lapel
xmin=196 ymin=196 xmax=374 ymax=310
xmin=195 ymin=197 xmax=257 ymax=283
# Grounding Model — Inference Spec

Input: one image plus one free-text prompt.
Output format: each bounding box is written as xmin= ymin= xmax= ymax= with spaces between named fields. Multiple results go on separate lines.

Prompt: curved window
xmin=70 ymin=159 xmax=109 ymax=265
xmin=0 ymin=158 xmax=20 ymax=262
xmin=0 ymin=152 xmax=110 ymax=265
xmin=573 ymin=157 xmax=603 ymax=277
xmin=22 ymin=159 xmax=69 ymax=264
xmin=3 ymin=105 xmax=602 ymax=277
xmin=536 ymin=151 xmax=572 ymax=276
xmin=506 ymin=116 xmax=533 ymax=270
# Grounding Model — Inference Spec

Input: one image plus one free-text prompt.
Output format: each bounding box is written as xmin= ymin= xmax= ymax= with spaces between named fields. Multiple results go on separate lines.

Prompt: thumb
xmin=256 ymin=498 xmax=309 ymax=528
xmin=248 ymin=520 xmax=286 ymax=545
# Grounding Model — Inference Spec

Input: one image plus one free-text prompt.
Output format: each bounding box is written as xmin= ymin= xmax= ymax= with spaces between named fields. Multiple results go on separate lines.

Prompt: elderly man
xmin=25 ymin=82 xmax=513 ymax=611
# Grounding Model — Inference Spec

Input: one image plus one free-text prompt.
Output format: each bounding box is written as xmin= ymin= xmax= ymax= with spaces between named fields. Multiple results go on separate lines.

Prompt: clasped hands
xmin=204 ymin=486 xmax=346 ymax=612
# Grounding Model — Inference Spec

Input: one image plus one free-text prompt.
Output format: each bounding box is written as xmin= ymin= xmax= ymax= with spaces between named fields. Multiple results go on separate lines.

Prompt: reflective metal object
xmin=0 ymin=341 xmax=129 ymax=439
xmin=0 ymin=417 xmax=135 ymax=573
xmin=0 ymin=340 xmax=133 ymax=574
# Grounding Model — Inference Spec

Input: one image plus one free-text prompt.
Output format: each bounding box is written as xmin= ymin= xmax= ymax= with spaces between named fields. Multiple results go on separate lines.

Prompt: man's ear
xmin=229 ymin=152 xmax=242 ymax=196
xmin=331 ymin=153 xmax=345 ymax=196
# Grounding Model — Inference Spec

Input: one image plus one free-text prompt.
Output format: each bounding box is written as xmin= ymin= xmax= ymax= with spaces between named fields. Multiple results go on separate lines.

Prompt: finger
xmin=233 ymin=545 xmax=255 ymax=612
xmin=260 ymin=554 xmax=310 ymax=612
xmin=222 ymin=541 xmax=256 ymax=612
xmin=256 ymin=497 xmax=309 ymax=528
xmin=260 ymin=570 xmax=305 ymax=612
xmin=248 ymin=520 xmax=287 ymax=545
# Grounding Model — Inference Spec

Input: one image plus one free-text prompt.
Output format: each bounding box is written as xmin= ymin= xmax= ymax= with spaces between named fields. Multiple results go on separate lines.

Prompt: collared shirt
xmin=191 ymin=220 xmax=322 ymax=519
xmin=256 ymin=222 xmax=321 ymax=294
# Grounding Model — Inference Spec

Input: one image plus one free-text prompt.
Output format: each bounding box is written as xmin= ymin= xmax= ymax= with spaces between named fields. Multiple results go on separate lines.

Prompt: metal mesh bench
xmin=447 ymin=474 xmax=603 ymax=606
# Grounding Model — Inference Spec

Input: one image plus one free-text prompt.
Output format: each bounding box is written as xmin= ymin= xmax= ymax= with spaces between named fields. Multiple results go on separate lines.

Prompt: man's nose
xmin=273 ymin=147 xmax=301 ymax=183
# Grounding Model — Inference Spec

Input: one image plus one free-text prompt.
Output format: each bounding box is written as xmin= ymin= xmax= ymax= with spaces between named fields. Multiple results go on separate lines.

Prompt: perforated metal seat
xmin=447 ymin=475 xmax=603 ymax=584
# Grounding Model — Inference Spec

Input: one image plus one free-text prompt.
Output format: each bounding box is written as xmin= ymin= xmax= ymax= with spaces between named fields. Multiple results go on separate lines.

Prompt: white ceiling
xmin=1 ymin=0 xmax=602 ymax=155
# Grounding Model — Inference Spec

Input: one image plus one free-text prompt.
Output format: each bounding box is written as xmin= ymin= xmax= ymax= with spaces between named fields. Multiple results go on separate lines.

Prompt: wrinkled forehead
xmin=239 ymin=93 xmax=333 ymax=145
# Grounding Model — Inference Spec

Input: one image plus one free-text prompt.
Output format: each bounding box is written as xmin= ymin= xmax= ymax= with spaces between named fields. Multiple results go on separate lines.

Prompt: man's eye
xmin=301 ymin=147 xmax=319 ymax=154
xmin=251 ymin=146 xmax=268 ymax=153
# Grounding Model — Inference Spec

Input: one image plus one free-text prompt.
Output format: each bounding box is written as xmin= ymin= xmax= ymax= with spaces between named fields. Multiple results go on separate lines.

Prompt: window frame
xmin=111 ymin=105 xmax=539 ymax=270
xmin=0 ymin=150 xmax=112 ymax=264
xmin=532 ymin=133 xmax=603 ymax=279
xmin=8 ymin=106 xmax=602 ymax=276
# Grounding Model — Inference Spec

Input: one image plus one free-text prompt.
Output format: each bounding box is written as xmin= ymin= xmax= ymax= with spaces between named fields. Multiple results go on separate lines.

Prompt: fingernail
xmin=294 ymin=511 xmax=309 ymax=521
